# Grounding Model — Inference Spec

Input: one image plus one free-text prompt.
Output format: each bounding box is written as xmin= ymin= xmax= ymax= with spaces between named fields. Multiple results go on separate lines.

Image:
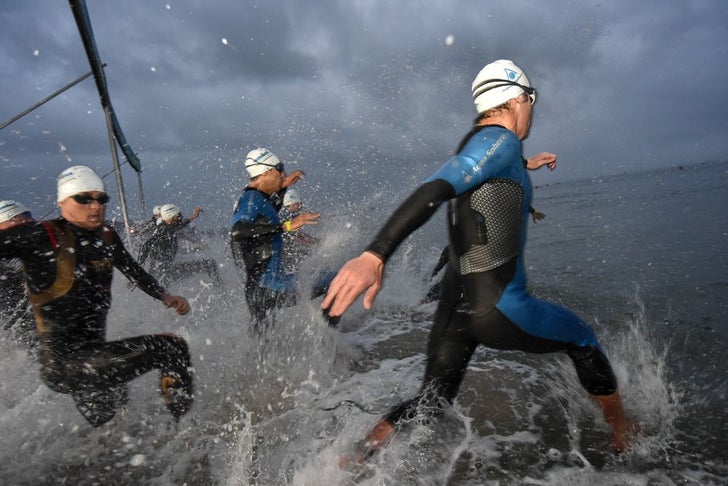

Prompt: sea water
xmin=0 ymin=161 xmax=726 ymax=485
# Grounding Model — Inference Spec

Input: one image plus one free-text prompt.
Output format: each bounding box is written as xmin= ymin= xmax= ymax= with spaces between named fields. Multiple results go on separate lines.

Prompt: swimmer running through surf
xmin=323 ymin=59 xmax=637 ymax=463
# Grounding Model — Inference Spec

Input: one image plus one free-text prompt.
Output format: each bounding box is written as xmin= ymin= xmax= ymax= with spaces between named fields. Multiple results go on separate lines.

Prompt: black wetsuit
xmin=422 ymin=246 xmax=450 ymax=303
xmin=138 ymin=219 xmax=221 ymax=287
xmin=0 ymin=256 xmax=37 ymax=349
xmin=0 ymin=218 xmax=192 ymax=426
xmin=364 ymin=125 xmax=617 ymax=426
xmin=130 ymin=218 xmax=158 ymax=247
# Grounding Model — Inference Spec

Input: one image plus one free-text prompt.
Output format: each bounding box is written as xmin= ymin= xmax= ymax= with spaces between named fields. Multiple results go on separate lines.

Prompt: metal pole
xmin=103 ymin=105 xmax=132 ymax=244
xmin=137 ymin=171 xmax=147 ymax=217
xmin=0 ymin=65 xmax=104 ymax=130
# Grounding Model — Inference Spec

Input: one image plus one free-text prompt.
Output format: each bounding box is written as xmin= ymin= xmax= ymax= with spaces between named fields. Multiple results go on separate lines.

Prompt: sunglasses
xmin=251 ymin=161 xmax=285 ymax=173
xmin=521 ymin=85 xmax=537 ymax=105
xmin=260 ymin=162 xmax=285 ymax=172
xmin=472 ymin=79 xmax=537 ymax=105
xmin=70 ymin=193 xmax=110 ymax=205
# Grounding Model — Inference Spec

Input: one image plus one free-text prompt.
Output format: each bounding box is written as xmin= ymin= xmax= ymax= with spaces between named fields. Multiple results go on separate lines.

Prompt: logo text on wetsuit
xmin=465 ymin=133 xmax=508 ymax=184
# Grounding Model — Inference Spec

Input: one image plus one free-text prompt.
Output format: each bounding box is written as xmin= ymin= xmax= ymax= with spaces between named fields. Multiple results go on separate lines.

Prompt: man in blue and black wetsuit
xmin=0 ymin=166 xmax=195 ymax=427
xmin=230 ymin=148 xmax=323 ymax=332
xmin=323 ymin=59 xmax=635 ymax=460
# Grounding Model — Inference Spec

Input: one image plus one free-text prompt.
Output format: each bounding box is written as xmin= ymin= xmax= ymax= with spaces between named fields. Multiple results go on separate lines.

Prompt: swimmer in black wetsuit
xmin=129 ymin=205 xmax=162 ymax=244
xmin=138 ymin=203 xmax=222 ymax=287
xmin=0 ymin=166 xmax=195 ymax=427
xmin=0 ymin=200 xmax=37 ymax=349
xmin=323 ymin=60 xmax=635 ymax=461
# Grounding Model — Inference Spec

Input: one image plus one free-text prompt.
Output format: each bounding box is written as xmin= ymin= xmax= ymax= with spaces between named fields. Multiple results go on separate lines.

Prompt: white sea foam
xmin=1 ymin=163 xmax=727 ymax=484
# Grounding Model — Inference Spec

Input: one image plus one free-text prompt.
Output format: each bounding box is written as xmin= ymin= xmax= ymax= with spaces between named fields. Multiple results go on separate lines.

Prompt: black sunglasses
xmin=472 ymin=78 xmax=537 ymax=105
xmin=251 ymin=162 xmax=285 ymax=173
xmin=70 ymin=193 xmax=110 ymax=205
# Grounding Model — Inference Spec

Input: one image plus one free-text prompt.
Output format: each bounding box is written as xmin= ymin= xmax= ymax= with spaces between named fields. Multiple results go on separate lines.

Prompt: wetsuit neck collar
xmin=61 ymin=217 xmax=103 ymax=235
xmin=244 ymin=185 xmax=274 ymax=197
xmin=475 ymin=123 xmax=509 ymax=131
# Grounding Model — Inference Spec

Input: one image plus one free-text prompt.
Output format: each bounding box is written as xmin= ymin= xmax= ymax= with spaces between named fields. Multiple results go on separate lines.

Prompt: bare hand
xmin=282 ymin=170 xmax=305 ymax=189
xmin=321 ymin=251 xmax=384 ymax=317
xmin=189 ymin=205 xmax=203 ymax=220
xmin=531 ymin=210 xmax=545 ymax=222
xmin=526 ymin=152 xmax=557 ymax=171
xmin=289 ymin=212 xmax=320 ymax=231
xmin=162 ymin=293 xmax=190 ymax=316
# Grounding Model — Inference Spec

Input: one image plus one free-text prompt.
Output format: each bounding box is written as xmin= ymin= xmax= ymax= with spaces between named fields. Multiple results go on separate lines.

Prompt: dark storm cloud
xmin=2 ymin=0 xmax=727 ymax=220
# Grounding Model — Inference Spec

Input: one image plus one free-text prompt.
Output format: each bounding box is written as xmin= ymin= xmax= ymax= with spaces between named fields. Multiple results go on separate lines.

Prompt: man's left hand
xmin=526 ymin=152 xmax=557 ymax=171
xmin=162 ymin=293 xmax=190 ymax=315
xmin=282 ymin=170 xmax=305 ymax=189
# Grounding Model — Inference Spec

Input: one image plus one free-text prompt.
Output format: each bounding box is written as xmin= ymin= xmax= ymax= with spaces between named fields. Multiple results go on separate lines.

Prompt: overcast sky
xmin=1 ymin=0 xmax=727 ymax=223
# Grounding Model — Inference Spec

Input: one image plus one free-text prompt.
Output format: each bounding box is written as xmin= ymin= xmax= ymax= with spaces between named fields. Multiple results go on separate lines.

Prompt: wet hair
xmin=455 ymin=94 xmax=526 ymax=154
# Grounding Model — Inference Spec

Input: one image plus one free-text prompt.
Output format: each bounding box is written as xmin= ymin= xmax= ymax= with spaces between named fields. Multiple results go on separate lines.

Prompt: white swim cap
xmin=283 ymin=189 xmax=301 ymax=207
xmin=0 ymin=200 xmax=30 ymax=223
xmin=245 ymin=148 xmax=282 ymax=178
xmin=472 ymin=59 xmax=534 ymax=114
xmin=159 ymin=203 xmax=181 ymax=222
xmin=152 ymin=205 xmax=162 ymax=216
xmin=57 ymin=165 xmax=105 ymax=202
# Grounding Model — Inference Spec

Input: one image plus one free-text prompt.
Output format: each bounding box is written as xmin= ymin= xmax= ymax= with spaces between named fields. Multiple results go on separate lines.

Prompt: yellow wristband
xmin=283 ymin=220 xmax=292 ymax=232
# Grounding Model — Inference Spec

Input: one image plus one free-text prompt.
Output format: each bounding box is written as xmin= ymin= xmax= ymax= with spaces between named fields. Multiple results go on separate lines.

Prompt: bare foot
xmin=337 ymin=450 xmax=366 ymax=472
xmin=591 ymin=392 xmax=639 ymax=453
xmin=337 ymin=419 xmax=395 ymax=471
xmin=612 ymin=421 xmax=640 ymax=453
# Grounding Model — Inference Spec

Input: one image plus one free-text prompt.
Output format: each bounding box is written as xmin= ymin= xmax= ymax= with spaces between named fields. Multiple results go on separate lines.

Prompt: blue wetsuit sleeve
xmin=366 ymin=179 xmax=455 ymax=262
xmin=425 ymin=129 xmax=520 ymax=196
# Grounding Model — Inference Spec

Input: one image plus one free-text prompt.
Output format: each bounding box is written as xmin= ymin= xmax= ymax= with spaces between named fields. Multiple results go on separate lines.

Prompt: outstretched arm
xmin=526 ymin=152 xmax=557 ymax=171
xmin=110 ymin=228 xmax=166 ymax=298
xmin=322 ymin=179 xmax=454 ymax=316
xmin=321 ymin=251 xmax=384 ymax=315
xmin=282 ymin=170 xmax=305 ymax=189
xmin=188 ymin=205 xmax=203 ymax=221
xmin=282 ymin=212 xmax=320 ymax=232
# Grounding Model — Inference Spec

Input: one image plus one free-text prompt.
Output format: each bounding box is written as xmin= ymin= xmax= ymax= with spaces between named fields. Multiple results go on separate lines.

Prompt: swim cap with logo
xmin=472 ymin=59 xmax=533 ymax=114
xmin=245 ymin=148 xmax=282 ymax=178
xmin=0 ymin=200 xmax=31 ymax=223
xmin=159 ymin=204 xmax=181 ymax=222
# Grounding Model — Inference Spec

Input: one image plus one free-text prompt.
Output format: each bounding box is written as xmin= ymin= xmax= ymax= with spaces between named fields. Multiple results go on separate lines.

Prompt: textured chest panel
xmin=459 ymin=178 xmax=523 ymax=274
